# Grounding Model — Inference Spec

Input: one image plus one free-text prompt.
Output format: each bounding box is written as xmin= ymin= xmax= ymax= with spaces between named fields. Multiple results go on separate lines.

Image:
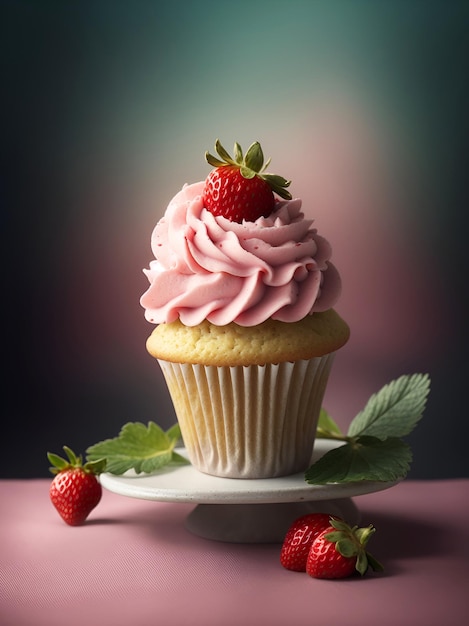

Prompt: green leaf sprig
xmin=306 ymin=373 xmax=431 ymax=485
xmin=86 ymin=422 xmax=188 ymax=475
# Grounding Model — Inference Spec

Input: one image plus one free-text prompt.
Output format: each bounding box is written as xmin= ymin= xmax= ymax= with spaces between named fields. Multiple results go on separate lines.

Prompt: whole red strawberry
xmin=48 ymin=446 xmax=106 ymax=526
xmin=203 ymin=139 xmax=292 ymax=223
xmin=306 ymin=518 xmax=384 ymax=579
xmin=280 ymin=513 xmax=338 ymax=571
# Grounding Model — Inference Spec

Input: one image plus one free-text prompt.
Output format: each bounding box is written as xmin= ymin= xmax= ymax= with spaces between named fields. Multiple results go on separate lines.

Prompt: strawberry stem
xmin=325 ymin=518 xmax=384 ymax=576
xmin=47 ymin=446 xmax=106 ymax=476
xmin=205 ymin=139 xmax=292 ymax=200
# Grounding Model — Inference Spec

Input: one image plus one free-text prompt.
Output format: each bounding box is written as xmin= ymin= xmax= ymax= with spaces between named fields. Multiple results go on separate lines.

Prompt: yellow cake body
xmin=146 ymin=309 xmax=349 ymax=366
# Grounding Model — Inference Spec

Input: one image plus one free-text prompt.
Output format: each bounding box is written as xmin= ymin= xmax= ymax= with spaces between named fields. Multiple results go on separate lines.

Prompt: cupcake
xmin=140 ymin=140 xmax=349 ymax=478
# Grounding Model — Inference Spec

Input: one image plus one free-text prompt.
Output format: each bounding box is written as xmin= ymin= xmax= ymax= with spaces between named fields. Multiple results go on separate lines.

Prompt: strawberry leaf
xmin=86 ymin=422 xmax=188 ymax=475
xmin=316 ymin=408 xmax=344 ymax=439
xmin=171 ymin=450 xmax=189 ymax=464
xmin=305 ymin=436 xmax=412 ymax=484
xmin=366 ymin=552 xmax=384 ymax=572
xmin=244 ymin=141 xmax=264 ymax=172
xmin=214 ymin=139 xmax=236 ymax=165
xmin=347 ymin=373 xmax=430 ymax=440
xmin=47 ymin=452 xmax=70 ymax=473
xmin=63 ymin=446 xmax=79 ymax=465
xmin=83 ymin=457 xmax=107 ymax=475
xmin=336 ymin=538 xmax=357 ymax=558
xmin=165 ymin=423 xmax=183 ymax=445
xmin=356 ymin=550 xmax=369 ymax=575
xmin=233 ymin=142 xmax=243 ymax=164
xmin=205 ymin=153 xmax=226 ymax=168
xmin=240 ymin=166 xmax=256 ymax=179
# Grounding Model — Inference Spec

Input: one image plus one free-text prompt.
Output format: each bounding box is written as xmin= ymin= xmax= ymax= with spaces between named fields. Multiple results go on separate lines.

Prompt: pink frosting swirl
xmin=141 ymin=181 xmax=341 ymax=326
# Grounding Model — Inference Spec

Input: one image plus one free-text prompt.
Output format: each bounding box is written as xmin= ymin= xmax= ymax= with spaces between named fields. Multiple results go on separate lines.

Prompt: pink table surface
xmin=1 ymin=478 xmax=468 ymax=626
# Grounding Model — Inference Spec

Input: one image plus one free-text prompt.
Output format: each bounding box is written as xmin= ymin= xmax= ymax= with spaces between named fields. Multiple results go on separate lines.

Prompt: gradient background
xmin=2 ymin=0 xmax=468 ymax=478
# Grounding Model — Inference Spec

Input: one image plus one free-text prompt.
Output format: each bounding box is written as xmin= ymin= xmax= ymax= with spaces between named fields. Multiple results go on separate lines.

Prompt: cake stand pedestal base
xmin=185 ymin=498 xmax=360 ymax=543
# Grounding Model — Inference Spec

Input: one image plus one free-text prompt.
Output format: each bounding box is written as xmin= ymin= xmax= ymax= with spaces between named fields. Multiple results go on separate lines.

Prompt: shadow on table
xmin=359 ymin=509 xmax=448 ymax=570
xmin=89 ymin=500 xmax=448 ymax=556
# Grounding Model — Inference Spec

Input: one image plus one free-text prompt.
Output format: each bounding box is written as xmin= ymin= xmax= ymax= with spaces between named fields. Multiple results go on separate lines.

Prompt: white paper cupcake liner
xmin=158 ymin=354 xmax=335 ymax=478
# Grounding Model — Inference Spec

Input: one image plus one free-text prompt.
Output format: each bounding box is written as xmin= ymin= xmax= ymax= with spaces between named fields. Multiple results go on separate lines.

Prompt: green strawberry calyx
xmin=47 ymin=446 xmax=106 ymax=476
xmin=323 ymin=517 xmax=384 ymax=576
xmin=205 ymin=139 xmax=292 ymax=200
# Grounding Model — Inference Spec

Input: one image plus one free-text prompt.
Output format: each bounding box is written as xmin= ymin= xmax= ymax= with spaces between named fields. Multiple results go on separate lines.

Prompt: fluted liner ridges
xmin=157 ymin=354 xmax=335 ymax=478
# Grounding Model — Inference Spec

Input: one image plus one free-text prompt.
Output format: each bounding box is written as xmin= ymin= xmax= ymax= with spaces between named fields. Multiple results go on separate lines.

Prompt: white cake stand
xmin=100 ymin=440 xmax=399 ymax=543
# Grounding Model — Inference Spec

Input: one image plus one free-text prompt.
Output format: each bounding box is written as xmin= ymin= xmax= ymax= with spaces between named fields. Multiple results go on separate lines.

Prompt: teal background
xmin=2 ymin=0 xmax=468 ymax=477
